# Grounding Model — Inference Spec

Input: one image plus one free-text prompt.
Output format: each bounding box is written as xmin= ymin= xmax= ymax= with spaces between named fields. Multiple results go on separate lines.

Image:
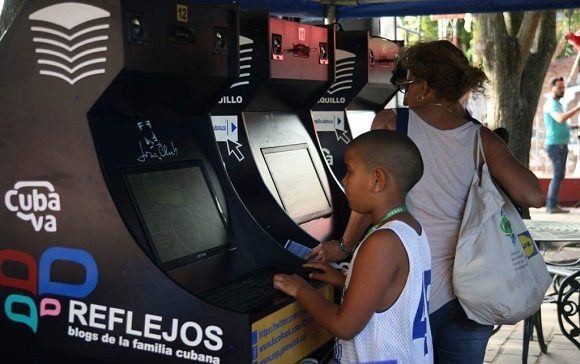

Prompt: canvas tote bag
xmin=453 ymin=128 xmax=552 ymax=325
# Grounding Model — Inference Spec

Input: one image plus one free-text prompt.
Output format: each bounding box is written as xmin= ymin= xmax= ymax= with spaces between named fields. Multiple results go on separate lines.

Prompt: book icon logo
xmin=28 ymin=2 xmax=111 ymax=85
xmin=326 ymin=49 xmax=355 ymax=95
xmin=229 ymin=35 xmax=253 ymax=89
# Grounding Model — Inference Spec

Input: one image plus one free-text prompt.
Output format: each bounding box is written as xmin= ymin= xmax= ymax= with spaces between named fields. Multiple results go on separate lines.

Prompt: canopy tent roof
xmin=335 ymin=0 xmax=579 ymax=17
xmin=192 ymin=0 xmax=579 ymax=18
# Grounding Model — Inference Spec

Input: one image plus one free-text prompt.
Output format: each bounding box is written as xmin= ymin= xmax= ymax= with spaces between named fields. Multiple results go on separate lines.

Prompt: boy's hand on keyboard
xmin=273 ymin=273 xmax=309 ymax=298
xmin=303 ymin=262 xmax=346 ymax=288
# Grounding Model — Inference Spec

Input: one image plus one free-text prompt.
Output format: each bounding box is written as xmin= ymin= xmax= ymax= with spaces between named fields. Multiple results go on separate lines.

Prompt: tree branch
xmin=516 ymin=11 xmax=543 ymax=72
xmin=477 ymin=13 xmax=509 ymax=74
xmin=521 ymin=11 xmax=556 ymax=102
xmin=488 ymin=12 xmax=509 ymax=39
xmin=504 ymin=12 xmax=523 ymax=37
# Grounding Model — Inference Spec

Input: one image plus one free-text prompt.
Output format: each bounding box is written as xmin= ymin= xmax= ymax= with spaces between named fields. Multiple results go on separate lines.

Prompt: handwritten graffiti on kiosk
xmin=0 ymin=246 xmax=226 ymax=363
xmin=4 ymin=181 xmax=60 ymax=232
xmin=136 ymin=120 xmax=178 ymax=163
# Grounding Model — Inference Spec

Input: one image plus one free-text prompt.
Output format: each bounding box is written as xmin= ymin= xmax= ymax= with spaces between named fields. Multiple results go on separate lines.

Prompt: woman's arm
xmin=306 ymin=109 xmax=397 ymax=262
xmin=371 ymin=109 xmax=396 ymax=131
xmin=335 ymin=107 xmax=397 ymax=250
xmin=307 ymin=210 xmax=372 ymax=262
xmin=481 ymin=127 xmax=544 ymax=208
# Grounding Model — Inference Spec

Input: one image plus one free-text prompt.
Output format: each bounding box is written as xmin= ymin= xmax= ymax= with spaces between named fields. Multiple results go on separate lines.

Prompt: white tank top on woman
xmin=336 ymin=220 xmax=433 ymax=364
xmin=404 ymin=109 xmax=480 ymax=313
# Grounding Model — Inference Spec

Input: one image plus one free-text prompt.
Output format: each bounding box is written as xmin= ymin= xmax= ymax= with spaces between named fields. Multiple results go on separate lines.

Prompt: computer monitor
xmin=261 ymin=143 xmax=333 ymax=224
xmin=123 ymin=160 xmax=231 ymax=269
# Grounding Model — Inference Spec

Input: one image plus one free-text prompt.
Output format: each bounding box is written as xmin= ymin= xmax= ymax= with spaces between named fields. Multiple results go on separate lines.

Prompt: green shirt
xmin=543 ymin=97 xmax=571 ymax=146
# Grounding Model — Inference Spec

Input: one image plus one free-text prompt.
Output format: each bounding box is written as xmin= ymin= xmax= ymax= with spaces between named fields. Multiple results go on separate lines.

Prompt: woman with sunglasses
xmin=309 ymin=40 xmax=544 ymax=364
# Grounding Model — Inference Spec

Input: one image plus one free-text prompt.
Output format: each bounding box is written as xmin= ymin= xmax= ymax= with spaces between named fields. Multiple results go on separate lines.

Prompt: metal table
xmin=523 ymin=219 xmax=580 ymax=351
xmin=523 ymin=220 xmax=580 ymax=243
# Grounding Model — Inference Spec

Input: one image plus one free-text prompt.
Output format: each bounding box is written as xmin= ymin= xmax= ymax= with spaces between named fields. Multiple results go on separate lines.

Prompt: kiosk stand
xmin=1 ymin=2 xmax=331 ymax=363
xmin=312 ymin=32 xmax=401 ymax=182
xmin=212 ymin=13 xmax=350 ymax=249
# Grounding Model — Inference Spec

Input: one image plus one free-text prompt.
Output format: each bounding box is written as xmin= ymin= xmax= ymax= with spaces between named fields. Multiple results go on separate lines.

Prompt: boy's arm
xmin=277 ymin=229 xmax=407 ymax=340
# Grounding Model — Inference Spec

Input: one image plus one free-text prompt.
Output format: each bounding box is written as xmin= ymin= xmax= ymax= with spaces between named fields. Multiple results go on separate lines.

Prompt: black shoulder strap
xmin=395 ymin=107 xmax=409 ymax=136
xmin=396 ymin=107 xmax=480 ymax=135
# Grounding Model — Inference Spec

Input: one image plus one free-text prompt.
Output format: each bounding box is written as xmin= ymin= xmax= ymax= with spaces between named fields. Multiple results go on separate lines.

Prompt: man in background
xmin=543 ymin=76 xmax=580 ymax=213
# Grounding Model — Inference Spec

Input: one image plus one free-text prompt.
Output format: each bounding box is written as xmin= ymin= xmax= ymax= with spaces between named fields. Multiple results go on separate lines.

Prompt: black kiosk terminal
xmin=312 ymin=32 xmax=401 ymax=182
xmin=212 ymin=14 xmax=350 ymax=253
xmin=1 ymin=1 xmax=331 ymax=363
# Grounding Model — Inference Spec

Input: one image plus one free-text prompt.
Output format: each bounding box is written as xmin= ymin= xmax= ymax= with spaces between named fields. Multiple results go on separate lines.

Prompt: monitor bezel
xmin=122 ymin=159 xmax=234 ymax=270
xmin=261 ymin=143 xmax=333 ymax=224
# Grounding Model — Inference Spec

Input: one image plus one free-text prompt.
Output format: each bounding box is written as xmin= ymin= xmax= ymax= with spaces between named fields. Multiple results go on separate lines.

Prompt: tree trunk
xmin=476 ymin=11 xmax=557 ymax=167
xmin=0 ymin=0 xmax=26 ymax=38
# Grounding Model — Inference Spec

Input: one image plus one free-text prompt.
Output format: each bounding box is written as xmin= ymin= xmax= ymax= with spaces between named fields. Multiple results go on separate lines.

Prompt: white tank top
xmin=336 ymin=220 xmax=433 ymax=364
xmin=405 ymin=109 xmax=480 ymax=313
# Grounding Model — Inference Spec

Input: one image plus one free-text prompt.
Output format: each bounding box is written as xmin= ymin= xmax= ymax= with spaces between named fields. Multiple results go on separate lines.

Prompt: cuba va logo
xmin=4 ymin=181 xmax=61 ymax=232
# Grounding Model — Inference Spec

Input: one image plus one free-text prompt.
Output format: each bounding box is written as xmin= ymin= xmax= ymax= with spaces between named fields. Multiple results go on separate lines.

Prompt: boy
xmin=273 ymin=130 xmax=433 ymax=363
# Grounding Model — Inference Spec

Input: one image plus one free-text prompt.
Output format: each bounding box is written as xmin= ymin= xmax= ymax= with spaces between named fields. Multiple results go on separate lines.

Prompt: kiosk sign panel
xmin=0 ymin=244 xmax=230 ymax=363
xmin=0 ymin=1 xmax=253 ymax=362
xmin=251 ymin=286 xmax=334 ymax=363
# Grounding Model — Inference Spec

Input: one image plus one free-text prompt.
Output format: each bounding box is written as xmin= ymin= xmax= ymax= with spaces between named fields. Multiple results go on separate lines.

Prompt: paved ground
xmin=484 ymin=299 xmax=579 ymax=364
xmin=484 ymin=207 xmax=579 ymax=364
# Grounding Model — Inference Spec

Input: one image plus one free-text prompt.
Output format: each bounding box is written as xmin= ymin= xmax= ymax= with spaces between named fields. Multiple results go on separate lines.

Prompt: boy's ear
xmin=371 ymin=167 xmax=387 ymax=192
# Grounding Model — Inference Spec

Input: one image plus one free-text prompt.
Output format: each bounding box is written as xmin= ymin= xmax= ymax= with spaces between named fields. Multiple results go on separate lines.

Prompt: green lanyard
xmin=363 ymin=205 xmax=408 ymax=240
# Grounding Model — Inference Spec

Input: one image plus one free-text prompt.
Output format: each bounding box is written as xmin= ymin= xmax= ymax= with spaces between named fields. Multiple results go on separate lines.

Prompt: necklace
xmin=363 ymin=205 xmax=408 ymax=240
xmin=431 ymin=102 xmax=454 ymax=113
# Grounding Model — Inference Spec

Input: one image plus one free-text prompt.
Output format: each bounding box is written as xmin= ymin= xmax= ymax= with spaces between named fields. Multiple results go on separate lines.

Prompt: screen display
xmin=262 ymin=144 xmax=332 ymax=224
xmin=284 ymin=240 xmax=312 ymax=259
xmin=125 ymin=161 xmax=230 ymax=268
xmin=346 ymin=110 xmax=375 ymax=138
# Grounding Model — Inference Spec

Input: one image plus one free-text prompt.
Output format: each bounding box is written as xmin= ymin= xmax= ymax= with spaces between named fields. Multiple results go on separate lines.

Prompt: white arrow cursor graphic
xmin=334 ymin=128 xmax=351 ymax=144
xmin=226 ymin=139 xmax=245 ymax=161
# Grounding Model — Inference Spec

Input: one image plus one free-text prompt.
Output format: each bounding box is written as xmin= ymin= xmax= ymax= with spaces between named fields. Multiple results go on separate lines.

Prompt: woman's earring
xmin=416 ymin=94 xmax=425 ymax=104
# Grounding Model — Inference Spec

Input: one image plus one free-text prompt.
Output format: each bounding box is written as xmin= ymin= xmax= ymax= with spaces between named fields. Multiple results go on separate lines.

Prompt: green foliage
xmin=398 ymin=15 xmax=422 ymax=44
xmin=399 ymin=15 xmax=474 ymax=62
xmin=457 ymin=19 xmax=473 ymax=62
xmin=420 ymin=16 xmax=438 ymax=41
xmin=555 ymin=9 xmax=580 ymax=59
xmin=398 ymin=9 xmax=577 ymax=63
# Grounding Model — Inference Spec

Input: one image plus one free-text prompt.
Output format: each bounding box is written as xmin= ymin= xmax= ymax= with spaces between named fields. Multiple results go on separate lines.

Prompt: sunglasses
xmin=395 ymin=79 xmax=417 ymax=94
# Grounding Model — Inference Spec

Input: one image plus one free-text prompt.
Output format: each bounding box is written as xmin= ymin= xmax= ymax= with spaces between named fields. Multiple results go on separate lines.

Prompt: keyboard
xmin=199 ymin=268 xmax=323 ymax=313
xmin=199 ymin=269 xmax=281 ymax=313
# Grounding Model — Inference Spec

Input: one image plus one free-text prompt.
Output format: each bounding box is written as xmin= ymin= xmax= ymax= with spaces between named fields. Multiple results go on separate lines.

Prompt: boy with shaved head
xmin=274 ymin=130 xmax=433 ymax=363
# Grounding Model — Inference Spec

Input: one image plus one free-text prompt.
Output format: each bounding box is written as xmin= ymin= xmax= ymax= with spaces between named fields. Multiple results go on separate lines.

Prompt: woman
xmin=309 ymin=40 xmax=544 ymax=363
